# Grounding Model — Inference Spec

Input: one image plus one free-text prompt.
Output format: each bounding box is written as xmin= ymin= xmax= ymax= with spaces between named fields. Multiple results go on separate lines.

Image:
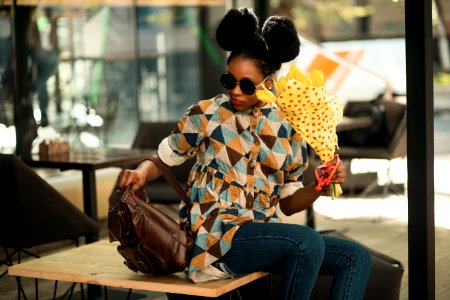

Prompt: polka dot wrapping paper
xmin=257 ymin=65 xmax=344 ymax=198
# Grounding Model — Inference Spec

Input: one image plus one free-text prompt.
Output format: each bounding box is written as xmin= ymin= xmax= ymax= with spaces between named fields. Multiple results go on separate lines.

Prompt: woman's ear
xmin=267 ymin=76 xmax=274 ymax=89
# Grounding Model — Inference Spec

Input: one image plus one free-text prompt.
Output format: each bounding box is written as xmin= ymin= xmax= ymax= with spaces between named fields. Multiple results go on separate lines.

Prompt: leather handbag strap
xmin=147 ymin=156 xmax=191 ymax=210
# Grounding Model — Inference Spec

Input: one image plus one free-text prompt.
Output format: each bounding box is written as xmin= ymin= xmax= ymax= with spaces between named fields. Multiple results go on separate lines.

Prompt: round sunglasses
xmin=220 ymin=73 xmax=271 ymax=95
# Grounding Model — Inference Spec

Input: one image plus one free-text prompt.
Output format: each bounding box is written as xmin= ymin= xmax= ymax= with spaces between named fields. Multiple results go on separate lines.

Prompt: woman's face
xmin=224 ymin=55 xmax=272 ymax=111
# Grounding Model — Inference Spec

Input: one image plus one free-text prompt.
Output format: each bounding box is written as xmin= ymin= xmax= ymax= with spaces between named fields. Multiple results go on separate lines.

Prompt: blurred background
xmin=1 ymin=0 xmax=447 ymax=154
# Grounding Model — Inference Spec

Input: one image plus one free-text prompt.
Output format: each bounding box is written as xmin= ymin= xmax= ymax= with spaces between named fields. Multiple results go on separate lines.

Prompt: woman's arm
xmin=279 ymin=182 xmax=322 ymax=216
xmin=279 ymin=158 xmax=346 ymax=216
xmin=118 ymin=154 xmax=162 ymax=191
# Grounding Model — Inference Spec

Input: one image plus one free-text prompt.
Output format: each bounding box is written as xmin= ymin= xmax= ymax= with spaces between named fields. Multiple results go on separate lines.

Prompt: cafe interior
xmin=0 ymin=0 xmax=445 ymax=299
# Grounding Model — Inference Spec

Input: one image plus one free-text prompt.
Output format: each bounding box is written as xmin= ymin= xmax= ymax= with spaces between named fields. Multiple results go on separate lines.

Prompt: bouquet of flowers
xmin=256 ymin=65 xmax=343 ymax=198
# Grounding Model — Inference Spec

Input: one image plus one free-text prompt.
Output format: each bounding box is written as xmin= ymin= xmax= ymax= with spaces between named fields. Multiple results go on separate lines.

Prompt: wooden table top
xmin=8 ymin=240 xmax=269 ymax=297
xmin=23 ymin=147 xmax=156 ymax=171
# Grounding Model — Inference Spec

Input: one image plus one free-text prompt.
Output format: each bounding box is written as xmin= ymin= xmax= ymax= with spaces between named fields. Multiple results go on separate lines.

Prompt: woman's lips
xmin=230 ymin=98 xmax=243 ymax=108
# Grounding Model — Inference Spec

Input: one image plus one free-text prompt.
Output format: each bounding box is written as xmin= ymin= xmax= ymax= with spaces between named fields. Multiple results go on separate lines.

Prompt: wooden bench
xmin=7 ymin=240 xmax=269 ymax=298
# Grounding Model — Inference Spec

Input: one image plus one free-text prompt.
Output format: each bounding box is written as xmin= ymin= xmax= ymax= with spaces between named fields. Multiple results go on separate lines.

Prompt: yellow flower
xmin=311 ymin=69 xmax=324 ymax=86
xmin=274 ymin=78 xmax=284 ymax=95
xmin=256 ymin=65 xmax=343 ymax=198
xmin=255 ymin=85 xmax=277 ymax=103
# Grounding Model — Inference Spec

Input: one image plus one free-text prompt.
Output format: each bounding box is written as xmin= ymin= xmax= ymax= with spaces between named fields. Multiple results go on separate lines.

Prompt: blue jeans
xmin=217 ymin=222 xmax=371 ymax=300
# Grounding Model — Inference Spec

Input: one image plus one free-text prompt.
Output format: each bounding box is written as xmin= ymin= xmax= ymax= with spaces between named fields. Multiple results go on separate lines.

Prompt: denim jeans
xmin=217 ymin=222 xmax=372 ymax=300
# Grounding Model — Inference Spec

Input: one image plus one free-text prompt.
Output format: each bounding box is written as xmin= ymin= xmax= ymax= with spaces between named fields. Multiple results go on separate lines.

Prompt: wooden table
xmin=8 ymin=240 xmax=269 ymax=298
xmin=23 ymin=147 xmax=156 ymax=243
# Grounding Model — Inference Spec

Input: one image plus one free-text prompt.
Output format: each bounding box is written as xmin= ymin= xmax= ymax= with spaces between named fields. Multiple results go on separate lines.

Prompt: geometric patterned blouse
xmin=157 ymin=93 xmax=309 ymax=283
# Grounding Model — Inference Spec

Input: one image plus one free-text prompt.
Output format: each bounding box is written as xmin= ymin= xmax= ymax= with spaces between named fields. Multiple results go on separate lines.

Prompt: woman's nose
xmin=231 ymin=83 xmax=243 ymax=95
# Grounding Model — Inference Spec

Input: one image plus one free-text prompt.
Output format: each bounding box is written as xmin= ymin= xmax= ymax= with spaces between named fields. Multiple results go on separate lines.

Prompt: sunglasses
xmin=220 ymin=73 xmax=271 ymax=95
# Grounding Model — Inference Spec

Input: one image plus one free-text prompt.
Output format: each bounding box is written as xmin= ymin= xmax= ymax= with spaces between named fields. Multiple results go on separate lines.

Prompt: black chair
xmin=288 ymin=230 xmax=403 ymax=300
xmin=0 ymin=154 xmax=99 ymax=298
xmin=310 ymin=230 xmax=404 ymax=300
xmin=336 ymin=99 xmax=407 ymax=196
xmin=132 ymin=121 xmax=195 ymax=203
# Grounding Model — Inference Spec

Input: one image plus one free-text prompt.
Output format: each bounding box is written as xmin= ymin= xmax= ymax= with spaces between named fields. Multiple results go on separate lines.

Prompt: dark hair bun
xmin=216 ymin=7 xmax=259 ymax=52
xmin=216 ymin=7 xmax=301 ymax=74
xmin=262 ymin=16 xmax=300 ymax=64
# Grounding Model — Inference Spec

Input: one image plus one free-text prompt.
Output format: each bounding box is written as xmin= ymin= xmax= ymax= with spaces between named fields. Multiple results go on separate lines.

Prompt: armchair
xmin=0 ymin=154 xmax=99 ymax=297
xmin=336 ymin=99 xmax=407 ymax=196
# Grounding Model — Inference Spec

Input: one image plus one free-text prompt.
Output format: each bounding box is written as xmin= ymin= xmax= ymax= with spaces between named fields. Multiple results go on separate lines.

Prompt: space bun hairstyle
xmin=216 ymin=7 xmax=300 ymax=76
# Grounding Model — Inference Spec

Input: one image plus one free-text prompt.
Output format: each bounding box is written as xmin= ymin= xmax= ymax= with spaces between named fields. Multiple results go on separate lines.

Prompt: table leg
xmin=306 ymin=206 xmax=315 ymax=228
xmin=82 ymin=169 xmax=102 ymax=299
xmin=81 ymin=169 xmax=99 ymax=243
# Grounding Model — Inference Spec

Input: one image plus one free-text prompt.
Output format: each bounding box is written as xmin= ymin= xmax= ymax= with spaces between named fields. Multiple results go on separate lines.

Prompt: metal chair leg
xmin=1 ymin=247 xmax=16 ymax=279
xmin=3 ymin=248 xmax=39 ymax=300
xmin=67 ymin=282 xmax=76 ymax=300
xmin=359 ymin=178 xmax=379 ymax=197
xmin=126 ymin=289 xmax=132 ymax=300
xmin=53 ymin=281 xmax=58 ymax=300
xmin=15 ymin=276 xmax=27 ymax=300
xmin=34 ymin=278 xmax=38 ymax=300
xmin=80 ymin=283 xmax=85 ymax=300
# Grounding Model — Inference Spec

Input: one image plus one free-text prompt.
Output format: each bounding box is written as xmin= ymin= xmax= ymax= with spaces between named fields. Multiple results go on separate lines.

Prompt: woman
xmin=119 ymin=7 xmax=371 ymax=300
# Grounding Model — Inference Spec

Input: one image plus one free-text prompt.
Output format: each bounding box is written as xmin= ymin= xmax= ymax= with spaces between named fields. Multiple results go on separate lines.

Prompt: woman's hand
xmin=118 ymin=157 xmax=163 ymax=191
xmin=329 ymin=157 xmax=346 ymax=185
xmin=118 ymin=168 xmax=148 ymax=191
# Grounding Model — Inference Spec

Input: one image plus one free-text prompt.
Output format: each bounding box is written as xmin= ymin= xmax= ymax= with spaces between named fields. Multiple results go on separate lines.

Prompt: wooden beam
xmin=405 ymin=0 xmax=435 ymax=299
xmin=4 ymin=0 xmax=225 ymax=7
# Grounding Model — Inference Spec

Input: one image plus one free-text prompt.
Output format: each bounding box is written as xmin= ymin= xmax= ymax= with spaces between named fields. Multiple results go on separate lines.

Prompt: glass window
xmin=0 ymin=7 xmax=14 ymax=153
xmin=0 ymin=1 xmax=226 ymax=154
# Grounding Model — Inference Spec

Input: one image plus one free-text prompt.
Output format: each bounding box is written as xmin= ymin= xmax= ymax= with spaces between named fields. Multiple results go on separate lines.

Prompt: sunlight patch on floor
xmin=316 ymin=156 xmax=450 ymax=230
xmin=313 ymin=194 xmax=450 ymax=230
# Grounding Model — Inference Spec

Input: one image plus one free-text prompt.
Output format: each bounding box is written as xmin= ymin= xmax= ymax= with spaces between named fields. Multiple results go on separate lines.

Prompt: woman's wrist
xmin=136 ymin=160 xmax=153 ymax=182
xmin=314 ymin=179 xmax=330 ymax=196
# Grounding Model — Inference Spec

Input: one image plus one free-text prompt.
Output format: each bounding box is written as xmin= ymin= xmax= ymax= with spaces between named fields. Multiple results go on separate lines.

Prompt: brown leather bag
xmin=108 ymin=156 xmax=194 ymax=274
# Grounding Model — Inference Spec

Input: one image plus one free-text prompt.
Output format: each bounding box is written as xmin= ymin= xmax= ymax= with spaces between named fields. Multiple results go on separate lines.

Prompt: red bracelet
xmin=314 ymin=154 xmax=340 ymax=192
